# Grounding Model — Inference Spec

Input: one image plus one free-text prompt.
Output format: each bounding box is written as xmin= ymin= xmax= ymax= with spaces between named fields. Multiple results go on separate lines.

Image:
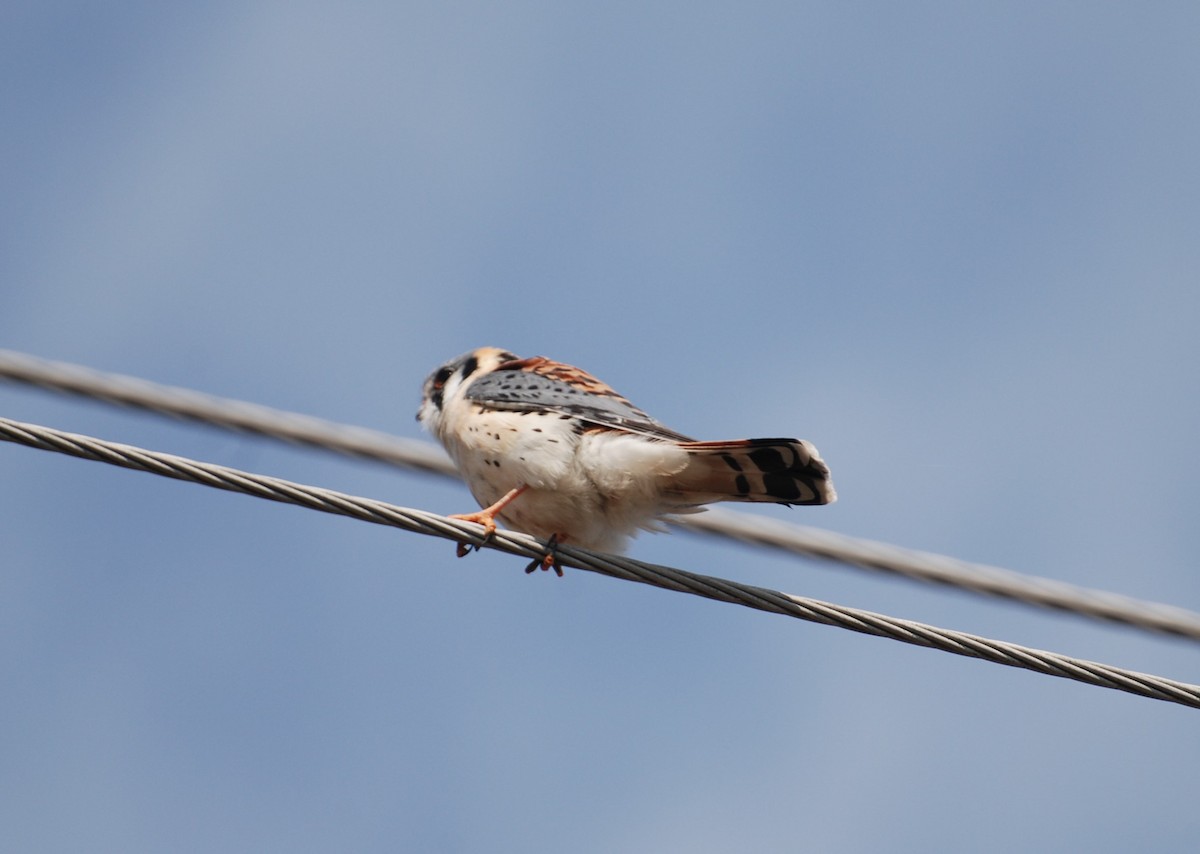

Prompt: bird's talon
xmin=524 ymin=534 xmax=564 ymax=577
xmin=449 ymin=510 xmax=501 ymax=558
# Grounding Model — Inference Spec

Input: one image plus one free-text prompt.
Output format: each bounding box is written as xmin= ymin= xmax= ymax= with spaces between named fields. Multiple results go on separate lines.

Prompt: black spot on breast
xmin=749 ymin=447 xmax=787 ymax=472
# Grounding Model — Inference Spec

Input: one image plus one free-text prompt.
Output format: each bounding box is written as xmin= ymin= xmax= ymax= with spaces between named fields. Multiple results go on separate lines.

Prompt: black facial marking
xmin=428 ymin=364 xmax=455 ymax=410
xmin=460 ymin=355 xmax=479 ymax=381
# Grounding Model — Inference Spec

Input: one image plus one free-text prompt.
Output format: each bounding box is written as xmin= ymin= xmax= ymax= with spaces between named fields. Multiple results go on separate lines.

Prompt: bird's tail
xmin=665 ymin=438 xmax=836 ymax=506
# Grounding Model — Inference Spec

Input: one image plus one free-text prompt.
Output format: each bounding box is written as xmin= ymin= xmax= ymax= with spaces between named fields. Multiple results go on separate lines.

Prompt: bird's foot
xmin=447 ymin=484 xmax=530 ymax=557
xmin=525 ymin=533 xmax=565 ymax=578
xmin=448 ymin=510 xmax=497 ymax=556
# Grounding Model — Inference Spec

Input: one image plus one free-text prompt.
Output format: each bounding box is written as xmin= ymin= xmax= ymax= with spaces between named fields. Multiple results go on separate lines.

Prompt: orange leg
xmin=449 ymin=484 xmax=529 ymax=557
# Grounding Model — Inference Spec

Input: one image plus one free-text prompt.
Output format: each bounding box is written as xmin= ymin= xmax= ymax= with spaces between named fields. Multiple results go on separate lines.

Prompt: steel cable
xmin=2 ymin=414 xmax=1198 ymax=710
xmin=3 ymin=347 xmax=1199 ymax=641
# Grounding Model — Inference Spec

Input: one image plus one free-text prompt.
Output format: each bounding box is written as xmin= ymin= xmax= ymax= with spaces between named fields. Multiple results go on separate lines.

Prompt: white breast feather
xmin=575 ymin=431 xmax=693 ymax=546
xmin=577 ymin=431 xmax=688 ymax=496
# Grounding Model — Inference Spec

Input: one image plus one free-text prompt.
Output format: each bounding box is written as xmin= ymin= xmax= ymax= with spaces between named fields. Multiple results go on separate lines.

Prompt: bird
xmin=416 ymin=347 xmax=835 ymax=574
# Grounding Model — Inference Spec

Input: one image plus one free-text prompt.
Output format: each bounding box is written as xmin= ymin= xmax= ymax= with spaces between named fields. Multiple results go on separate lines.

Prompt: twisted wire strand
xmin=3 ymin=347 xmax=1199 ymax=641
xmin=2 ymin=414 xmax=1198 ymax=710
xmin=683 ymin=510 xmax=1200 ymax=640
xmin=0 ymin=348 xmax=452 ymax=474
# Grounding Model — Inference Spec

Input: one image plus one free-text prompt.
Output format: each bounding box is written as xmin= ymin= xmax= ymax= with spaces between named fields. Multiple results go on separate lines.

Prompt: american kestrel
xmin=417 ymin=347 xmax=835 ymax=574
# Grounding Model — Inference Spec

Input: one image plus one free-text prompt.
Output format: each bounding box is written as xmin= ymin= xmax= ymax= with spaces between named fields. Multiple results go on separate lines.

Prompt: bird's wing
xmin=464 ymin=356 xmax=695 ymax=442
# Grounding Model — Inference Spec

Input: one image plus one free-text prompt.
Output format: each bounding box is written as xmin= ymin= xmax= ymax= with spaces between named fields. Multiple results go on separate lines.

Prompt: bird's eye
xmin=432 ymin=366 xmax=454 ymax=389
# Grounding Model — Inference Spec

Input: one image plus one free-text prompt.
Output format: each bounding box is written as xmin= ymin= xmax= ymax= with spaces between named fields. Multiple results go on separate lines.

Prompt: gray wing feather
xmin=465 ymin=370 xmax=693 ymax=441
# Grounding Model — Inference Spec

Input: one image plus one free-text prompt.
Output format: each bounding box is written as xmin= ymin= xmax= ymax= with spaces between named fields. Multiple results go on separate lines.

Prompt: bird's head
xmin=416 ymin=346 xmax=520 ymax=432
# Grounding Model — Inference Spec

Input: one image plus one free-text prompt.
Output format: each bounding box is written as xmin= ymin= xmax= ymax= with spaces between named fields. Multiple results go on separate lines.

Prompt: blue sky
xmin=3 ymin=3 xmax=1199 ymax=851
